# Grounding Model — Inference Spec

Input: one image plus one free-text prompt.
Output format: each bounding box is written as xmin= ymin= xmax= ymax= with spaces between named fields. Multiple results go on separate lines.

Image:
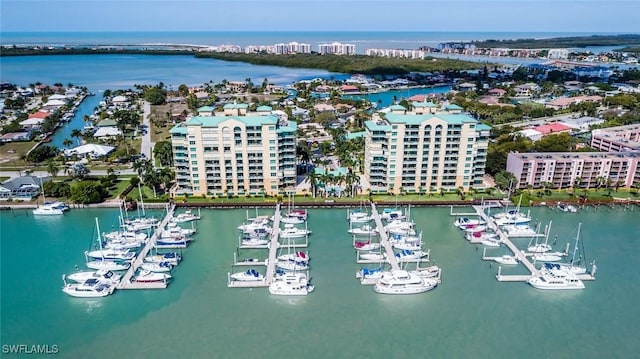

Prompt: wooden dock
xmin=370 ymin=203 xmax=400 ymax=271
xmin=118 ymin=203 xmax=175 ymax=289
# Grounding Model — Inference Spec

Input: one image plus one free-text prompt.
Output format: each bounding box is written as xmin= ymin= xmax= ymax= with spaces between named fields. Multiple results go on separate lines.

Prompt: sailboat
xmin=541 ymin=223 xmax=587 ymax=274
xmin=33 ymin=177 xmax=65 ymax=216
xmin=85 ymin=217 xmax=136 ymax=263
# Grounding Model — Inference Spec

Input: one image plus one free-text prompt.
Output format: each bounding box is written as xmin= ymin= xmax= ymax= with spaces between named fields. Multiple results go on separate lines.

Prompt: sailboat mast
xmin=571 ymin=223 xmax=582 ymax=265
xmin=138 ymin=183 xmax=146 ymax=217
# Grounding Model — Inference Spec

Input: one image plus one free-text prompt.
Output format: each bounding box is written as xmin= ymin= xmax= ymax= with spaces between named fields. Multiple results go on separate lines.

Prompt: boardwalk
xmin=118 ymin=203 xmax=175 ymax=289
xmin=370 ymin=203 xmax=400 ymax=271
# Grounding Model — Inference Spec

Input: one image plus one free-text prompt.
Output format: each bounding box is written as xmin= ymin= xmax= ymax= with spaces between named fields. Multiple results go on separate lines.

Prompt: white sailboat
xmin=33 ymin=178 xmax=65 ymax=216
xmin=541 ymin=223 xmax=587 ymax=274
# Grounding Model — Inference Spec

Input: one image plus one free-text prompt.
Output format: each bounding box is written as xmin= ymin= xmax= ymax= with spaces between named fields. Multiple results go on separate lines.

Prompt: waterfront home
xmin=0 ymin=175 xmax=47 ymax=199
xmin=0 ymin=132 xmax=30 ymax=143
xmin=64 ymin=144 xmax=115 ymax=159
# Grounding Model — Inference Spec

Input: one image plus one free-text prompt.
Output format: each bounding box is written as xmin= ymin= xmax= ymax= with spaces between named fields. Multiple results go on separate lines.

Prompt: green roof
xmin=364 ymin=120 xmax=391 ymax=132
xmin=445 ymin=104 xmax=463 ymax=110
xmin=345 ymin=131 xmax=365 ymax=140
xmin=186 ymin=115 xmax=278 ymax=127
xmin=197 ymin=106 xmax=214 ymax=112
xmin=223 ymin=103 xmax=249 ymax=109
xmin=385 ymin=113 xmax=477 ymax=125
xmin=96 ymin=119 xmax=117 ymax=127
xmin=256 ymin=105 xmax=273 ymax=112
xmin=169 ymin=123 xmax=188 ymax=135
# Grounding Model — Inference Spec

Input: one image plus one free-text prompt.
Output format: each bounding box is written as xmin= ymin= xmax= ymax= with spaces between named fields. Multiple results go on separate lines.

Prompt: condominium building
xmin=364 ymin=103 xmax=490 ymax=194
xmin=506 ymin=151 xmax=640 ymax=189
xmin=169 ymin=105 xmax=297 ymax=197
xmin=365 ymin=48 xmax=426 ymax=59
xmin=317 ymin=42 xmax=356 ymax=55
xmin=590 ymin=124 xmax=640 ymax=152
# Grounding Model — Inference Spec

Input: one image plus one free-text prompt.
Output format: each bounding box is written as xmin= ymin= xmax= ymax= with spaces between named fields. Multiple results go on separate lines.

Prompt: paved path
xmin=0 ymin=169 xmax=136 ymax=180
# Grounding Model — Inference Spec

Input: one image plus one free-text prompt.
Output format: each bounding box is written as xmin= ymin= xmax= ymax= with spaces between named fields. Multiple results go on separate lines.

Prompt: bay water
xmin=1 ymin=205 xmax=639 ymax=358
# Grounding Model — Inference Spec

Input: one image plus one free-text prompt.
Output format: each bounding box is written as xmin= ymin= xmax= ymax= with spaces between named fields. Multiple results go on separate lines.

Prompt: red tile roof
xmin=532 ymin=123 xmax=572 ymax=135
xmin=28 ymin=111 xmax=49 ymax=119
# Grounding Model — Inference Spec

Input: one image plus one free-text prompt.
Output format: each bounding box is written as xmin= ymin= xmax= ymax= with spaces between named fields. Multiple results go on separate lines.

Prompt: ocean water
xmin=1 ymin=205 xmax=639 ymax=358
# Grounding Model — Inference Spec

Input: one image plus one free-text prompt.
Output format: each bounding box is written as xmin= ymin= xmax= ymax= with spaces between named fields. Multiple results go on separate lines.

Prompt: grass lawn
xmin=518 ymin=188 xmax=639 ymax=206
xmin=0 ymin=141 xmax=39 ymax=167
xmin=106 ymin=179 xmax=134 ymax=199
xmin=151 ymin=124 xmax=172 ymax=144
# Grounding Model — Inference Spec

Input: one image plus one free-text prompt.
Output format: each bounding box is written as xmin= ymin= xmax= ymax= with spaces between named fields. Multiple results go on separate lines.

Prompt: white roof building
xmin=64 ymin=144 xmax=115 ymax=158
xmin=44 ymin=99 xmax=66 ymax=107
xmin=518 ymin=128 xmax=543 ymax=142
xmin=93 ymin=127 xmax=123 ymax=138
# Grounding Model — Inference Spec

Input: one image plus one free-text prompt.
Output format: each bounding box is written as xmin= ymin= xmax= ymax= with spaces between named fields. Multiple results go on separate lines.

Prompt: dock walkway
xmin=118 ymin=204 xmax=175 ymax=289
xmin=370 ymin=203 xmax=400 ymax=271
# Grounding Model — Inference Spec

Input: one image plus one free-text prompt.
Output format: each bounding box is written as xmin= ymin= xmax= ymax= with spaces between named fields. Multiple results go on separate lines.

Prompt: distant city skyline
xmin=1 ymin=0 xmax=639 ymax=34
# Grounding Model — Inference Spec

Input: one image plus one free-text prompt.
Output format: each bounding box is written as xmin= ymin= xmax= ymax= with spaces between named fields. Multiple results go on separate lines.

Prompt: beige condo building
xmin=364 ymin=103 xmax=490 ymax=194
xmin=170 ymin=104 xmax=297 ymax=197
xmin=507 ymin=151 xmax=640 ymax=189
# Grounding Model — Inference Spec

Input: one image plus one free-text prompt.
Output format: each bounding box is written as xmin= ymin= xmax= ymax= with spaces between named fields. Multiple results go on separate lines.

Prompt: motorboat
xmin=237 ymin=216 xmax=271 ymax=232
xmin=171 ymin=209 xmax=201 ymax=223
xmin=268 ymin=272 xmax=314 ymax=296
xmin=62 ymin=277 xmax=115 ymax=298
xmin=531 ymin=253 xmax=563 ymax=262
xmin=373 ymin=270 xmax=438 ymax=294
xmin=240 ymin=237 xmax=270 ymax=248
xmin=411 ymin=265 xmax=442 ymax=279
xmin=527 ymin=244 xmax=552 ymax=253
xmin=494 ymin=212 xmax=532 ymax=226
xmin=356 ymin=267 xmax=384 ymax=280
xmin=145 ymin=252 xmax=181 ymax=266
xmin=230 ymin=268 xmax=264 ymax=281
xmin=279 ymin=224 xmax=311 ymax=239
xmin=280 ymin=215 xmax=305 ymax=225
xmin=348 ymin=225 xmax=378 ymax=236
xmin=141 ymin=261 xmax=173 ymax=273
xmin=67 ymin=269 xmax=121 ymax=284
xmin=359 ymin=252 xmax=386 ymax=261
xmin=85 ymin=259 xmax=131 ymax=271
xmin=132 ymin=270 xmax=172 ymax=283
xmin=465 ymin=231 xmax=498 ymax=241
xmin=541 ymin=262 xmax=587 ymax=275
xmin=454 ymin=217 xmax=486 ymax=229
xmin=85 ymin=249 xmax=136 ymax=261
xmin=385 ymin=220 xmax=415 ymax=233
xmin=528 ymin=271 xmax=585 ymax=290
xmin=354 ymin=240 xmax=381 ymax=251
xmin=156 ymin=236 xmax=192 ymax=248
xmin=380 ymin=208 xmax=405 ymax=221
xmin=285 ymin=209 xmax=307 ymax=221
xmin=348 ymin=210 xmax=372 ymax=223
xmin=163 ymin=222 xmax=196 ymax=237
xmin=502 ymin=224 xmax=537 ymax=237
xmin=44 ymin=201 xmax=70 ymax=211
xmin=557 ymin=203 xmax=578 ymax=213
xmin=391 ymin=240 xmax=423 ymax=251
xmin=394 ymin=249 xmax=429 ymax=262
xmin=123 ymin=217 xmax=159 ymax=231
xmin=492 ymin=255 xmax=518 ymax=265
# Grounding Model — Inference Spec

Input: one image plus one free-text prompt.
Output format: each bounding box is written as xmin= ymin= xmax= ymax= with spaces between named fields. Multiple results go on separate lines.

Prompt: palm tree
xmin=70 ymin=129 xmax=83 ymax=145
xmin=62 ymin=139 xmax=73 ymax=148
xmin=305 ymin=171 xmax=319 ymax=198
xmin=46 ymin=159 xmax=59 ymax=178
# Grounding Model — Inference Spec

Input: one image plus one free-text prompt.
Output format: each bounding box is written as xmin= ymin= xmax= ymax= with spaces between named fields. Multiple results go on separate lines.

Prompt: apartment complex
xmin=317 ymin=42 xmax=356 ymax=55
xmin=507 ymin=151 xmax=640 ymax=189
xmin=590 ymin=124 xmax=640 ymax=152
xmin=169 ymin=105 xmax=297 ymax=197
xmin=365 ymin=48 xmax=427 ymax=59
xmin=364 ymin=103 xmax=490 ymax=194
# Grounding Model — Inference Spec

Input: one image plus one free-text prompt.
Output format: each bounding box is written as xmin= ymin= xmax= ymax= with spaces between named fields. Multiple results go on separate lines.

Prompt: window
xmin=189 ymin=141 xmax=196 ymax=145
xmin=190 ymin=154 xmax=197 ymax=159
xmin=190 ymin=147 xmax=196 ymax=152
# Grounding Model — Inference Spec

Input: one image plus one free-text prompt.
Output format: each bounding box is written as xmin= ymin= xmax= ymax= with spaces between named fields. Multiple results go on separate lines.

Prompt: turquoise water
xmin=1 ymin=206 xmax=639 ymax=358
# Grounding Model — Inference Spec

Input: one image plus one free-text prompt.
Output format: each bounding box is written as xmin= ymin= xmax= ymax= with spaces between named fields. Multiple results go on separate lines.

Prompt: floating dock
xmin=118 ymin=203 xmax=175 ymax=289
xmin=470 ymin=205 xmax=595 ymax=282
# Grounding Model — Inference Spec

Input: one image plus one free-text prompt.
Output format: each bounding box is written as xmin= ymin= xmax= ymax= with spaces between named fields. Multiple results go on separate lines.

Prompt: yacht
xmin=394 ymin=249 xmax=429 ymax=262
xmin=85 ymin=259 xmax=131 ymax=271
xmin=373 ymin=270 xmax=438 ymax=295
xmin=33 ymin=204 xmax=65 ymax=216
xmin=240 ymin=237 xmax=270 ymax=248
xmin=230 ymin=268 xmax=264 ymax=281
xmin=268 ymin=272 xmax=314 ymax=296
xmin=140 ymin=261 xmax=173 ymax=273
xmin=454 ymin=217 xmax=486 ymax=229
xmin=492 ymin=255 xmax=518 ymax=265
xmin=276 ymin=258 xmax=309 ymax=271
xmin=348 ymin=210 xmax=372 ymax=224
xmin=67 ymin=269 xmax=121 ymax=285
xmin=279 ymin=224 xmax=311 ymax=239
xmin=359 ymin=252 xmax=386 ymax=261
xmin=171 ymin=209 xmax=201 ymax=223
xmin=411 ymin=265 xmax=442 ymax=279
xmin=132 ymin=270 xmax=172 ymax=283
xmin=380 ymin=208 xmax=405 ymax=221
xmin=277 ymin=251 xmax=309 ymax=263
xmin=354 ymin=240 xmax=381 ymax=251
xmin=144 ymin=252 xmax=182 ymax=266
xmin=502 ymin=224 xmax=537 ymax=237
xmin=348 ymin=225 xmax=378 ymax=236
xmin=528 ymin=271 xmax=585 ymax=290
xmin=531 ymin=253 xmax=563 ymax=262
xmin=85 ymin=249 xmax=136 ymax=261
xmin=62 ymin=277 xmax=115 ymax=298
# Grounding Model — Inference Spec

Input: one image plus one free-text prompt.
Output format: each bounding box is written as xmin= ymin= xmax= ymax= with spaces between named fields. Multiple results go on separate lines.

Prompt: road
xmin=140 ymin=101 xmax=154 ymax=161
xmin=0 ymin=169 xmax=137 ymax=180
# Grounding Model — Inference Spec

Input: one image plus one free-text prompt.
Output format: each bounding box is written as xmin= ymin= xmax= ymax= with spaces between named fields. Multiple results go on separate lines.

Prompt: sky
xmin=1 ymin=0 xmax=639 ymax=33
